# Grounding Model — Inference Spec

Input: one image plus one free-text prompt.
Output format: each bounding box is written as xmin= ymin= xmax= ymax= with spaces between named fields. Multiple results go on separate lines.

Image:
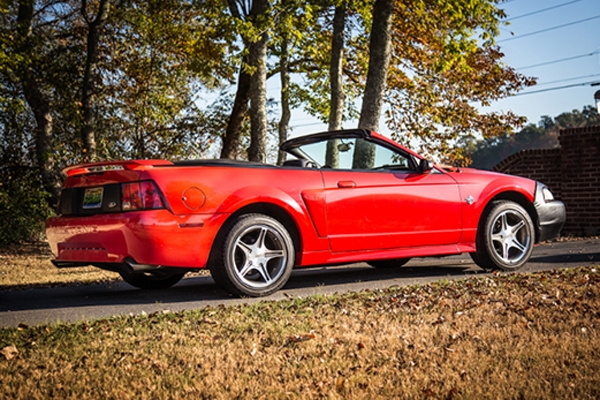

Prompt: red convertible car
xmin=46 ymin=129 xmax=565 ymax=297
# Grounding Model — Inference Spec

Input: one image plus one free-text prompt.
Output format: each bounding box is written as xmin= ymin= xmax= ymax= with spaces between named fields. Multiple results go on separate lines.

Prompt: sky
xmin=485 ymin=0 xmax=600 ymax=125
xmin=287 ymin=0 xmax=600 ymax=137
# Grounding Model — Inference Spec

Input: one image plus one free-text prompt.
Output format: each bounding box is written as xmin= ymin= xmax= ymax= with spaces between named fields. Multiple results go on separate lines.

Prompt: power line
xmin=498 ymin=14 xmax=600 ymax=43
xmin=516 ymin=50 xmax=600 ymax=70
xmin=291 ymin=121 xmax=325 ymax=128
xmin=505 ymin=0 xmax=584 ymax=21
xmin=513 ymin=81 xmax=598 ymax=96
xmin=534 ymin=73 xmax=600 ymax=87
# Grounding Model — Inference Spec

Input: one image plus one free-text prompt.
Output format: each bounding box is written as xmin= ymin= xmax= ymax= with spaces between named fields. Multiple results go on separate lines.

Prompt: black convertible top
xmin=172 ymin=159 xmax=271 ymax=167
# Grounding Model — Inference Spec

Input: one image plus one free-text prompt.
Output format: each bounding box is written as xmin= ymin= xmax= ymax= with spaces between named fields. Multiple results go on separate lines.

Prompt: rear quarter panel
xmin=143 ymin=166 xmax=329 ymax=254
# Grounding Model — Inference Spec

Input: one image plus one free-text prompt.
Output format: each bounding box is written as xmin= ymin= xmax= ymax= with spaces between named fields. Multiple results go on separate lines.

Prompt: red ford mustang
xmin=46 ymin=130 xmax=565 ymax=297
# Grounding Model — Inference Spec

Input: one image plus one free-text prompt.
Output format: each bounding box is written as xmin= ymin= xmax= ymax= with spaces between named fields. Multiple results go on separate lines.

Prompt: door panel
xmin=321 ymin=171 xmax=462 ymax=252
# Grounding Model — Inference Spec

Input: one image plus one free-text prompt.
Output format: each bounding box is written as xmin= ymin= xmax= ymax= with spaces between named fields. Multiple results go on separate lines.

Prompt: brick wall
xmin=493 ymin=125 xmax=600 ymax=236
xmin=492 ymin=148 xmax=562 ymax=198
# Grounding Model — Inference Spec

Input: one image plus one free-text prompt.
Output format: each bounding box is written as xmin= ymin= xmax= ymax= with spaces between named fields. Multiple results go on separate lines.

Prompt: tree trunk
xmin=220 ymin=0 xmax=264 ymax=160
xmin=220 ymin=55 xmax=251 ymax=159
xmin=325 ymin=3 xmax=346 ymax=168
xmin=246 ymin=0 xmax=269 ymax=163
xmin=277 ymin=30 xmax=291 ymax=166
xmin=353 ymin=0 xmax=394 ymax=169
xmin=16 ymin=0 xmax=60 ymax=205
xmin=80 ymin=0 xmax=110 ymax=162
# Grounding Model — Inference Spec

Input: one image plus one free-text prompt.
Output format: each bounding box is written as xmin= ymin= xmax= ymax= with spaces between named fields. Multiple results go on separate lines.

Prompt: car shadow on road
xmin=529 ymin=252 xmax=600 ymax=264
xmin=0 ymin=260 xmax=482 ymax=313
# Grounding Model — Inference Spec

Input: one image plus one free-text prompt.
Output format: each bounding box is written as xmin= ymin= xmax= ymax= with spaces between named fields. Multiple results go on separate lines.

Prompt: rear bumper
xmin=533 ymin=183 xmax=566 ymax=242
xmin=46 ymin=210 xmax=229 ymax=269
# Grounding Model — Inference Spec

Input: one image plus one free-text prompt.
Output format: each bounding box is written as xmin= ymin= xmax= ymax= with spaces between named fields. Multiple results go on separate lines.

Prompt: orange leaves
xmin=386 ymin=1 xmax=534 ymax=164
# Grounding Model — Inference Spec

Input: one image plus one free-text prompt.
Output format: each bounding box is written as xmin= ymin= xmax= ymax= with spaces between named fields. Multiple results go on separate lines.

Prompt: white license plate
xmin=82 ymin=187 xmax=104 ymax=209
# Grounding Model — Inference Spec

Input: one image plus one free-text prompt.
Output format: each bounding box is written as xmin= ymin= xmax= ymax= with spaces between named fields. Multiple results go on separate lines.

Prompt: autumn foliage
xmin=1 ymin=0 xmax=534 ymax=241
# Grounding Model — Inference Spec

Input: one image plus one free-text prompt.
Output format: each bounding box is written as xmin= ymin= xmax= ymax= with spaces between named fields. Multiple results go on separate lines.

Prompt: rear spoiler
xmin=63 ymin=160 xmax=174 ymax=177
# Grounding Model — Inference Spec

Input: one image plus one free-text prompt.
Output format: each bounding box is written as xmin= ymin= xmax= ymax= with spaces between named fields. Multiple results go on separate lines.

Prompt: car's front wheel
xmin=210 ymin=214 xmax=295 ymax=297
xmin=471 ymin=200 xmax=535 ymax=271
xmin=119 ymin=269 xmax=186 ymax=290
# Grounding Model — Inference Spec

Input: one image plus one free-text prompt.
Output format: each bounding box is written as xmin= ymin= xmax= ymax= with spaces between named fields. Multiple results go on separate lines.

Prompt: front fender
xmin=455 ymin=173 xmax=536 ymax=242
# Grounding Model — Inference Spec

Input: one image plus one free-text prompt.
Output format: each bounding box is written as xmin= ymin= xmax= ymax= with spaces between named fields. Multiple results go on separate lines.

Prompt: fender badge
xmin=465 ymin=195 xmax=474 ymax=205
xmin=108 ymin=202 xmax=117 ymax=209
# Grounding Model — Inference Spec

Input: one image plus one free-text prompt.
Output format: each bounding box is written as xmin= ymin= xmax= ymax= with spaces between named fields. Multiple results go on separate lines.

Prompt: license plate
xmin=83 ymin=187 xmax=104 ymax=209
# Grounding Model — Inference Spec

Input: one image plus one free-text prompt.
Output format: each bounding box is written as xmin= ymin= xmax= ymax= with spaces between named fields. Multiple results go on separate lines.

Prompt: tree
xmin=12 ymin=0 xmax=62 ymax=203
xmin=353 ymin=0 xmax=393 ymax=169
xmin=98 ymin=0 xmax=233 ymax=159
xmin=324 ymin=1 xmax=346 ymax=168
xmin=1 ymin=0 xmax=234 ymax=189
xmin=80 ymin=0 xmax=110 ymax=162
xmin=383 ymin=0 xmax=534 ymax=164
xmin=271 ymin=0 xmax=318 ymax=164
xmin=277 ymin=0 xmax=368 ymax=132
xmin=275 ymin=0 xmax=292 ymax=165
xmin=246 ymin=0 xmax=270 ymax=162
xmin=220 ymin=0 xmax=272 ymax=162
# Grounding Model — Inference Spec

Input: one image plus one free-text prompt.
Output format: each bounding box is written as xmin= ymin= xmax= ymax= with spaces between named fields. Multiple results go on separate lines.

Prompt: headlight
xmin=541 ymin=186 xmax=554 ymax=202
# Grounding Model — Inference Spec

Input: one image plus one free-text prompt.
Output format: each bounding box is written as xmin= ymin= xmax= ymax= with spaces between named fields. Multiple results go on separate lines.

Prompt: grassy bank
xmin=1 ymin=267 xmax=599 ymax=399
xmin=0 ymin=242 xmax=119 ymax=289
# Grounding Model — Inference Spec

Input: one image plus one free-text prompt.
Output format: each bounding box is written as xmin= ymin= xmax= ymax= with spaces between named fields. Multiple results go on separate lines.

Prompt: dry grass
xmin=0 ymin=242 xmax=119 ymax=289
xmin=1 ymin=267 xmax=599 ymax=399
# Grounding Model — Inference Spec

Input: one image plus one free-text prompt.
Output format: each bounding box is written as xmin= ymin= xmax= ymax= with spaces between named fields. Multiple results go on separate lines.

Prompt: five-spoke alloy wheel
xmin=210 ymin=214 xmax=295 ymax=297
xmin=471 ymin=200 xmax=535 ymax=271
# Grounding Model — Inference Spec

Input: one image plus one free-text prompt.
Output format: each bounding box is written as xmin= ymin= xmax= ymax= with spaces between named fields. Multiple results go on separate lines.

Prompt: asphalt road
xmin=1 ymin=239 xmax=599 ymax=328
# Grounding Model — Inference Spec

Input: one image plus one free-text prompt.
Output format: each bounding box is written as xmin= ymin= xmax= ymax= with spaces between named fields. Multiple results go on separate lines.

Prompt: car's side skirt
xmin=298 ymin=242 xmax=476 ymax=267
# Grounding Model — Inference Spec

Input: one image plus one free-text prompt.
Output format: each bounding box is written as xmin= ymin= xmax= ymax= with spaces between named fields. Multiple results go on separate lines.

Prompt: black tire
xmin=209 ymin=214 xmax=295 ymax=297
xmin=367 ymin=258 xmax=411 ymax=269
xmin=119 ymin=269 xmax=186 ymax=290
xmin=471 ymin=200 xmax=535 ymax=271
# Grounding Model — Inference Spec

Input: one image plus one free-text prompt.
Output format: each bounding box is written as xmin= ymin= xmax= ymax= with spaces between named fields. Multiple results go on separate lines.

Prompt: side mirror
xmin=418 ymin=159 xmax=433 ymax=173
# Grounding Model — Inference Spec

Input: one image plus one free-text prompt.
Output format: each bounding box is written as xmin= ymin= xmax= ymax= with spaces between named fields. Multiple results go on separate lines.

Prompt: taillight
xmin=121 ymin=181 xmax=164 ymax=211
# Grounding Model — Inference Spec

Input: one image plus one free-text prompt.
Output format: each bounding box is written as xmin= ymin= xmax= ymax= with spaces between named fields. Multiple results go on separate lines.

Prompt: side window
xmin=297 ymin=138 xmax=413 ymax=171
xmin=370 ymin=142 xmax=411 ymax=170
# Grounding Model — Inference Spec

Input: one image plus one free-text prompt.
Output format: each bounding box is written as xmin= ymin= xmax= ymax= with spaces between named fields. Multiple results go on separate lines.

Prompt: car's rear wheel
xmin=367 ymin=258 xmax=411 ymax=269
xmin=471 ymin=200 xmax=534 ymax=271
xmin=209 ymin=214 xmax=295 ymax=297
xmin=119 ymin=269 xmax=186 ymax=290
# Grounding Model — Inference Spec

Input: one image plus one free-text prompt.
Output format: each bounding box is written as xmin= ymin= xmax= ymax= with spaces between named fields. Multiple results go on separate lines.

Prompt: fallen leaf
xmin=444 ymin=347 xmax=456 ymax=353
xmin=285 ymin=334 xmax=315 ymax=345
xmin=1 ymin=345 xmax=18 ymax=361
xmin=199 ymin=318 xmax=219 ymax=325
xmin=336 ymin=377 xmax=347 ymax=392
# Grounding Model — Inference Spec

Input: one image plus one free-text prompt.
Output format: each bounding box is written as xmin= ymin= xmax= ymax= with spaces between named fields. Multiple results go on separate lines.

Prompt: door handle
xmin=337 ymin=181 xmax=356 ymax=188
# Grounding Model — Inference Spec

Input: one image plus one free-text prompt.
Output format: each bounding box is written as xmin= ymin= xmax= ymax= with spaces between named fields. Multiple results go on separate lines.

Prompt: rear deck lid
xmin=64 ymin=160 xmax=173 ymax=177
